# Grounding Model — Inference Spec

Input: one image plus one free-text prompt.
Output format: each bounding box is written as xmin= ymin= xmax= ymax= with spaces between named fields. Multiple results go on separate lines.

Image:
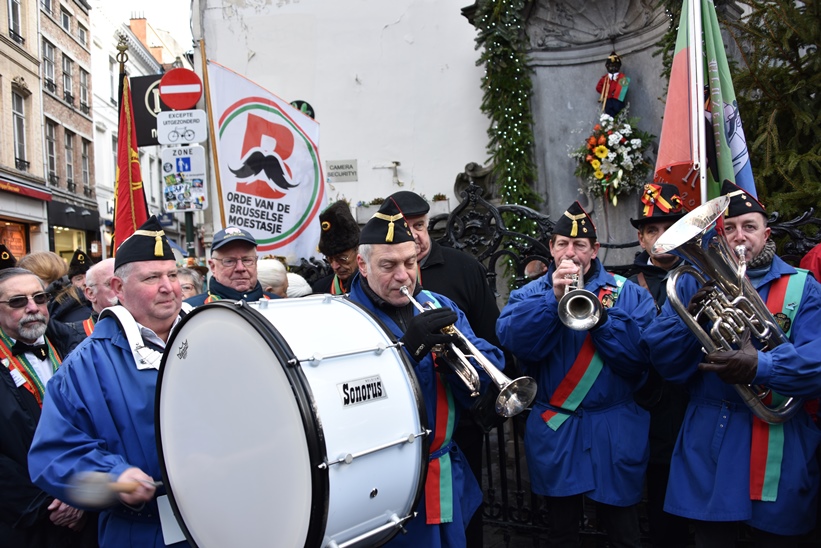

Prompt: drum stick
xmin=67 ymin=471 xmax=162 ymax=508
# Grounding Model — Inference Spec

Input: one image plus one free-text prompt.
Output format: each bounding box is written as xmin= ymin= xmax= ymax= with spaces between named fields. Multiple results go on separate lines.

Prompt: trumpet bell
xmin=496 ymin=376 xmax=538 ymax=417
xmin=558 ymin=289 xmax=603 ymax=331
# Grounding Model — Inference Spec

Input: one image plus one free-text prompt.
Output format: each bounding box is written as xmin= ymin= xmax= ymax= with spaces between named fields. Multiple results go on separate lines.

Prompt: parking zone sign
xmin=161 ymin=145 xmax=208 ymax=212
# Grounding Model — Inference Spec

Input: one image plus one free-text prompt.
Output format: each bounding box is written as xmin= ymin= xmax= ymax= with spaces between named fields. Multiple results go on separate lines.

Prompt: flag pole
xmin=198 ymin=39 xmax=226 ymax=228
xmin=111 ymin=37 xmax=128 ymax=256
xmin=688 ymin=0 xmax=708 ymax=205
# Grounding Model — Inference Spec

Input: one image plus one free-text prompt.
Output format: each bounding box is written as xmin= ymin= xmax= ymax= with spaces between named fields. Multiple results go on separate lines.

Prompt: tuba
xmin=652 ymin=195 xmax=802 ymax=424
xmin=558 ymin=269 xmax=603 ymax=330
xmin=399 ymin=286 xmax=538 ymax=418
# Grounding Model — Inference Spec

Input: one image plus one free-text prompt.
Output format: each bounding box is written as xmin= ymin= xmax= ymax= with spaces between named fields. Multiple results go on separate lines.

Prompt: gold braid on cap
xmin=133 ymin=228 xmax=166 ymax=257
xmin=371 ymin=212 xmax=404 ymax=243
xmin=563 ymin=211 xmax=588 ymax=237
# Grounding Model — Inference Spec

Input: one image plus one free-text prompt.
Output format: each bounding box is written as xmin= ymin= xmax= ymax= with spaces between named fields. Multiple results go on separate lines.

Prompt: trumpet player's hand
xmin=401 ymin=308 xmax=459 ymax=360
xmin=699 ymin=332 xmax=758 ymax=384
xmin=552 ymin=259 xmax=580 ymax=301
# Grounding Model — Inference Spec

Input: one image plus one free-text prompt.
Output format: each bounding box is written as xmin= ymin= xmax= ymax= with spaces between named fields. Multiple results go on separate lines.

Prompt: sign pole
xmin=199 ymin=39 xmax=226 ymax=228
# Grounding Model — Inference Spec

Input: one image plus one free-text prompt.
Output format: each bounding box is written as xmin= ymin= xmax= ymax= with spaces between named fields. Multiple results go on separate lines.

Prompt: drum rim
xmin=156 ymin=300 xmax=330 ymax=548
xmin=340 ymin=295 xmax=430 ymax=533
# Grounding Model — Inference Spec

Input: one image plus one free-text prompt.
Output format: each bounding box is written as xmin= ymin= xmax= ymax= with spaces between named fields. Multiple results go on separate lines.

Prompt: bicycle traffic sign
xmin=157 ymin=110 xmax=207 ymax=145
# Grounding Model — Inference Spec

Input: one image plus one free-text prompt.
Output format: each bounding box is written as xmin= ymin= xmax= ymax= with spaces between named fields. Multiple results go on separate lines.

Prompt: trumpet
xmin=399 ymin=286 xmax=537 ymax=418
xmin=558 ymin=268 xmax=603 ymax=330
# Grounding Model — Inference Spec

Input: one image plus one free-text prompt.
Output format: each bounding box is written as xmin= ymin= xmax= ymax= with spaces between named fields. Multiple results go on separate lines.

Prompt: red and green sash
xmin=749 ymin=270 xmax=807 ymax=501
xmin=0 ymin=330 xmax=61 ymax=406
xmin=82 ymin=316 xmax=95 ymax=336
xmin=425 ymin=368 xmax=456 ymax=524
xmin=541 ymin=277 xmax=624 ymax=431
xmin=330 ymin=274 xmax=346 ymax=295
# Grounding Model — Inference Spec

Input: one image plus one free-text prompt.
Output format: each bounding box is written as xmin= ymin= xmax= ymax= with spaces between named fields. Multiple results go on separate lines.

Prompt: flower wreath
xmin=569 ymin=106 xmax=655 ymax=206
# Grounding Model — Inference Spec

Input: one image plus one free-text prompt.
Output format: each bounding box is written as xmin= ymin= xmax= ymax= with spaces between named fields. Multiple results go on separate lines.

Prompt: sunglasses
xmin=0 ymin=292 xmax=49 ymax=309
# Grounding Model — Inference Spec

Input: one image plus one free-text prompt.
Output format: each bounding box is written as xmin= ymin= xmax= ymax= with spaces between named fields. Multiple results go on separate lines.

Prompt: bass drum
xmin=157 ymin=296 xmax=428 ymax=547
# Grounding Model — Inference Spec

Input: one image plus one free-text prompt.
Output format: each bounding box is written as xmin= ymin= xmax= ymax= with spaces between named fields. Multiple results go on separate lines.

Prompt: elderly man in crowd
xmin=312 ymin=200 xmax=361 ymax=294
xmin=74 ymin=258 xmax=117 ymax=336
xmin=186 ymin=226 xmax=278 ymax=305
xmin=497 ymin=200 xmax=656 ymax=547
xmin=347 ymin=199 xmax=505 ymax=547
xmin=642 ymin=182 xmax=821 ymax=546
xmin=29 ymin=216 xmax=190 ymax=547
xmin=1 ymin=267 xmax=92 ymax=546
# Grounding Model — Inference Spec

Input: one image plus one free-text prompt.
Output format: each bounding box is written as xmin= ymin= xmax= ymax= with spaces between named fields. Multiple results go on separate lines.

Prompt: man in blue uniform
xmin=29 ymin=216 xmax=189 ymax=547
xmin=497 ymin=201 xmax=656 ymax=547
xmin=348 ymin=198 xmax=505 ymax=548
xmin=642 ymin=182 xmax=821 ymax=545
xmin=186 ymin=226 xmax=278 ymax=306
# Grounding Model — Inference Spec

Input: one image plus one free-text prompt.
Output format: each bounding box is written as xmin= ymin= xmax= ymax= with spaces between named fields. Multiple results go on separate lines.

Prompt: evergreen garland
xmin=474 ymin=0 xmax=540 ymax=213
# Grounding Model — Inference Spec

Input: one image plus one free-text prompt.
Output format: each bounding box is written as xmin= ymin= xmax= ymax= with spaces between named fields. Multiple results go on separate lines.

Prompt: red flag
xmin=113 ymin=74 xmax=148 ymax=252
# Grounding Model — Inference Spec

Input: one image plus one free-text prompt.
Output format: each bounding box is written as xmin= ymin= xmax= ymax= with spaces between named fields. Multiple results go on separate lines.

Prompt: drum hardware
xmin=297 ymin=342 xmax=399 ymax=365
xmin=557 ymin=268 xmax=604 ymax=330
xmin=326 ymin=513 xmax=415 ymax=548
xmin=399 ymin=286 xmax=538 ymax=417
xmin=67 ymin=471 xmax=163 ymax=508
xmin=319 ymin=429 xmax=430 ymax=469
xmin=652 ymin=195 xmax=802 ymax=424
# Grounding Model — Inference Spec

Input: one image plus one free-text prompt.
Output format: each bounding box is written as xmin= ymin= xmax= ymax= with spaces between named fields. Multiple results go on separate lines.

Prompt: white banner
xmin=206 ymin=60 xmax=323 ymax=262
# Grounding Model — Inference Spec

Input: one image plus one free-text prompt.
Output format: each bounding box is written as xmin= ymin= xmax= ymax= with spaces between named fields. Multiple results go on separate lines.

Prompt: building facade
xmin=0 ymin=0 xmax=50 ymax=256
xmin=40 ymin=0 xmax=100 ymax=261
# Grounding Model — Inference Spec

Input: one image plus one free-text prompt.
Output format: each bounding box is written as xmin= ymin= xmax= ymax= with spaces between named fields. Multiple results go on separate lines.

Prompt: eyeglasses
xmin=327 ymin=253 xmax=354 ymax=266
xmin=0 ymin=292 xmax=49 ymax=309
xmin=180 ymin=284 xmax=195 ymax=292
xmin=213 ymin=256 xmax=258 ymax=268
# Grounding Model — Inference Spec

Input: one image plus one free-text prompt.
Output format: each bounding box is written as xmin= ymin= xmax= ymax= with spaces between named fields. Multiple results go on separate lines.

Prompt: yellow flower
xmin=594 ymin=170 xmax=604 ymax=180
xmin=590 ymin=159 xmax=601 ymax=170
xmin=593 ymin=145 xmax=609 ymax=159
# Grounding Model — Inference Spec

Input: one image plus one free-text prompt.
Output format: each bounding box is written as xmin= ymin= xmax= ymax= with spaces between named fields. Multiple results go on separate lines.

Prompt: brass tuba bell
xmin=652 ymin=195 xmax=802 ymax=424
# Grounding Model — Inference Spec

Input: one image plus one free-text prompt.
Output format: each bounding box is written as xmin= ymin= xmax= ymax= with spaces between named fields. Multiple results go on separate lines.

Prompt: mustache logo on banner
xmin=229 ymin=151 xmax=299 ymax=191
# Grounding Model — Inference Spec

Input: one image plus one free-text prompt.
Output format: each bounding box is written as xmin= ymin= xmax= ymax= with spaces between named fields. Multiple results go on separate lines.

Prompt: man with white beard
xmin=0 ymin=267 xmax=91 ymax=544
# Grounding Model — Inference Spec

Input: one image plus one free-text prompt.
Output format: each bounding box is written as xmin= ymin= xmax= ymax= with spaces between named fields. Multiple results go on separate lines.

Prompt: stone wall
xmin=525 ymin=0 xmax=670 ymax=265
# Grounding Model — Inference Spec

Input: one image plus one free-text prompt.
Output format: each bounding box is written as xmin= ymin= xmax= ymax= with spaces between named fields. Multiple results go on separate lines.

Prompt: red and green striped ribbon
xmin=425 ymin=369 xmax=456 ymax=524
xmin=0 ymin=330 xmax=61 ymax=406
xmin=749 ymin=272 xmax=806 ymax=501
xmin=541 ymin=335 xmax=603 ymax=430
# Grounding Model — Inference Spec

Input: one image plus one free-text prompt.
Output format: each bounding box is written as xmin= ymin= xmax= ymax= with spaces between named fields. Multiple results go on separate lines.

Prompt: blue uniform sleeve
xmin=28 ymin=353 xmax=132 ymax=506
xmin=640 ymin=272 xmax=705 ymax=384
xmin=755 ymin=275 xmax=821 ymax=397
xmin=496 ymin=282 xmax=563 ymax=363
xmin=591 ymin=280 xmax=657 ymax=379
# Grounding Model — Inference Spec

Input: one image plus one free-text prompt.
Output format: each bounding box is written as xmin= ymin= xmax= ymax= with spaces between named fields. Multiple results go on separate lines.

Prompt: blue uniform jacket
xmin=496 ymin=260 xmax=656 ymax=505
xmin=640 ymin=255 xmax=821 ymax=535
xmin=348 ymin=276 xmax=504 ymax=548
xmin=28 ymin=314 xmax=188 ymax=548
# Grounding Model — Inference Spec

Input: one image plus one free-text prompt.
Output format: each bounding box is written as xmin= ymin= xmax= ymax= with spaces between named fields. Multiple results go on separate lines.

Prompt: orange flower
xmin=594 ymin=124 xmax=601 ymax=131
xmin=588 ymin=136 xmax=597 ymax=147
xmin=598 ymin=135 xmax=606 ymax=145
xmin=585 ymin=154 xmax=593 ymax=162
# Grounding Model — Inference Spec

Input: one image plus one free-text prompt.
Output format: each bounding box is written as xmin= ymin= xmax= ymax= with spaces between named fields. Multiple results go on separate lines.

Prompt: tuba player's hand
xmin=699 ymin=332 xmax=758 ymax=384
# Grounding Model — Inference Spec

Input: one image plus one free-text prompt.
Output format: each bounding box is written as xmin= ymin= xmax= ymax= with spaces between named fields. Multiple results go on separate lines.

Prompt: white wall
xmin=193 ymin=0 xmax=489 ymax=208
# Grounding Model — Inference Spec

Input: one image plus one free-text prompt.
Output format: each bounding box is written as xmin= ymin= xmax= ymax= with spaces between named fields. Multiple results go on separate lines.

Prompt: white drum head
xmin=157 ymin=302 xmax=326 ymax=547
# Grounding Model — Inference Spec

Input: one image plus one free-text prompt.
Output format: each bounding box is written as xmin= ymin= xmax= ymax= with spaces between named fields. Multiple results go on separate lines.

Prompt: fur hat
xmin=68 ymin=248 xmax=92 ymax=279
xmin=318 ymin=201 xmax=360 ymax=256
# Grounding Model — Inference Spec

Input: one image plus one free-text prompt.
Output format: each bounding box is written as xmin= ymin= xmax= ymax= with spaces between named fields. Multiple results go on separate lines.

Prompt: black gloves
xmin=400 ymin=308 xmax=458 ymax=360
xmin=687 ymin=282 xmax=717 ymax=317
xmin=699 ymin=332 xmax=758 ymax=384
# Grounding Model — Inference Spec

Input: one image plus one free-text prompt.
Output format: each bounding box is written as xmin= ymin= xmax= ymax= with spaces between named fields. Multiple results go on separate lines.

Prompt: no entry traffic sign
xmin=159 ymin=68 xmax=203 ymax=110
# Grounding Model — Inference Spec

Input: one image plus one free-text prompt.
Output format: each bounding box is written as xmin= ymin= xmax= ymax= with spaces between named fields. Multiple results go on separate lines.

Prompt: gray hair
xmin=0 ymin=267 xmax=46 ymax=297
xmin=177 ymin=267 xmax=204 ymax=293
